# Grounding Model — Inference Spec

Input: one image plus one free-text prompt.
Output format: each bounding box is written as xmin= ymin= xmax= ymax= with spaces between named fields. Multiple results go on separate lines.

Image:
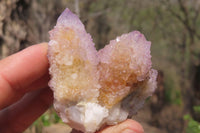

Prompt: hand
xmin=0 ymin=43 xmax=144 ymax=133
xmin=0 ymin=43 xmax=52 ymax=133
xmin=72 ymin=119 xmax=144 ymax=133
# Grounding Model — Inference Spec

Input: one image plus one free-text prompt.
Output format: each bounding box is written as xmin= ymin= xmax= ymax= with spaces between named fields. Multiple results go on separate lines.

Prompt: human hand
xmin=0 ymin=43 xmax=53 ymax=133
xmin=72 ymin=119 xmax=144 ymax=133
xmin=0 ymin=43 xmax=144 ymax=133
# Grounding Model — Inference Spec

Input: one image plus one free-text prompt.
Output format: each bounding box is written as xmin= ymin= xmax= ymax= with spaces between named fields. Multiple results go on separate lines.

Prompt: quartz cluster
xmin=48 ymin=8 xmax=157 ymax=133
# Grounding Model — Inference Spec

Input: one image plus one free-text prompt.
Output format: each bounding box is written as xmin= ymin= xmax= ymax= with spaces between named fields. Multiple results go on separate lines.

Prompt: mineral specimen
xmin=48 ymin=8 xmax=157 ymax=133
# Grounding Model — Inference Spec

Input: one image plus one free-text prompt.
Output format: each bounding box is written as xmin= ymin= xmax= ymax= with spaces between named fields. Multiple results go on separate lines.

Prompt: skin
xmin=0 ymin=43 xmax=144 ymax=133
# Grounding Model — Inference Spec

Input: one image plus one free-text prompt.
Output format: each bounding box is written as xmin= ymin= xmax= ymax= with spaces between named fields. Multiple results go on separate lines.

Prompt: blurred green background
xmin=0 ymin=0 xmax=200 ymax=133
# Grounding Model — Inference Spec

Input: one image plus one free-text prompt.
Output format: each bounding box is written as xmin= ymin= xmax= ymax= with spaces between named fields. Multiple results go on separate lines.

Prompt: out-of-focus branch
xmin=75 ymin=0 xmax=80 ymax=17
xmin=89 ymin=9 xmax=109 ymax=18
xmin=177 ymin=0 xmax=189 ymax=24
xmin=192 ymin=4 xmax=200 ymax=27
xmin=168 ymin=8 xmax=184 ymax=23
xmin=193 ymin=7 xmax=200 ymax=39
xmin=82 ymin=9 xmax=109 ymax=22
xmin=164 ymin=0 xmax=200 ymax=43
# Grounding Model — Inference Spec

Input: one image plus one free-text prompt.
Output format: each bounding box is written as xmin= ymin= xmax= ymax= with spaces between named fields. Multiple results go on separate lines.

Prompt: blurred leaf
xmin=54 ymin=112 xmax=62 ymax=123
xmin=41 ymin=114 xmax=50 ymax=126
xmin=184 ymin=114 xmax=191 ymax=120
xmin=184 ymin=114 xmax=200 ymax=133
xmin=194 ymin=106 xmax=200 ymax=114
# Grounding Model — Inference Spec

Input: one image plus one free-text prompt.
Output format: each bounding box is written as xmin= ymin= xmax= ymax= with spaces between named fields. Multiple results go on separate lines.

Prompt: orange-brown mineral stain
xmin=51 ymin=27 xmax=150 ymax=106
xmin=98 ymin=70 xmax=146 ymax=108
xmin=97 ymin=42 xmax=147 ymax=108
xmin=98 ymin=61 xmax=139 ymax=108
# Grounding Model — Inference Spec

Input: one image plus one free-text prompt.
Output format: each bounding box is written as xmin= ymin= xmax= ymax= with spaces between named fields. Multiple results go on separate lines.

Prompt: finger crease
xmin=0 ymin=72 xmax=23 ymax=96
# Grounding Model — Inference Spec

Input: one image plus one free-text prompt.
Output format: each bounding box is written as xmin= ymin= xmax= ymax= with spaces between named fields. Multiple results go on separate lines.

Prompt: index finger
xmin=0 ymin=43 xmax=49 ymax=109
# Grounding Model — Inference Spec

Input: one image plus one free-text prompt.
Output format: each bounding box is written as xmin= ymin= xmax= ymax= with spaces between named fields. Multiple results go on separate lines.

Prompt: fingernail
xmin=122 ymin=129 xmax=136 ymax=133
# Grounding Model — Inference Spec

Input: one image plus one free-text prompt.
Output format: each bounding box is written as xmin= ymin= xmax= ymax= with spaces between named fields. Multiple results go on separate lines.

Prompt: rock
xmin=48 ymin=8 xmax=157 ymax=133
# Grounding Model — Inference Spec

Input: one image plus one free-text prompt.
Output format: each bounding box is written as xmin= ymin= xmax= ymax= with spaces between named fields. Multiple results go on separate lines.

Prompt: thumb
xmin=98 ymin=119 xmax=144 ymax=133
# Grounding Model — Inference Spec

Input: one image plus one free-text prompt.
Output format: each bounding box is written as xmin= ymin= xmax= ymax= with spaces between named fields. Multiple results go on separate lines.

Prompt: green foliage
xmin=31 ymin=110 xmax=63 ymax=132
xmin=33 ymin=114 xmax=51 ymax=127
xmin=165 ymin=88 xmax=182 ymax=105
xmin=194 ymin=106 xmax=200 ymax=114
xmin=164 ymin=72 xmax=182 ymax=105
xmin=41 ymin=114 xmax=51 ymax=126
xmin=53 ymin=112 xmax=63 ymax=123
xmin=184 ymin=114 xmax=200 ymax=133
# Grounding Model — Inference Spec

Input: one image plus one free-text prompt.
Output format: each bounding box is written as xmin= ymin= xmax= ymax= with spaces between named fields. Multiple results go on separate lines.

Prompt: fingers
xmin=0 ymin=43 xmax=49 ymax=109
xmin=0 ymin=87 xmax=53 ymax=133
xmin=71 ymin=119 xmax=144 ymax=133
xmin=98 ymin=119 xmax=144 ymax=133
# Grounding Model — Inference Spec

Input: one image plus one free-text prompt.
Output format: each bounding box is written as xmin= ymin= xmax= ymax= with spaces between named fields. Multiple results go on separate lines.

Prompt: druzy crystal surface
xmin=48 ymin=8 xmax=157 ymax=133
